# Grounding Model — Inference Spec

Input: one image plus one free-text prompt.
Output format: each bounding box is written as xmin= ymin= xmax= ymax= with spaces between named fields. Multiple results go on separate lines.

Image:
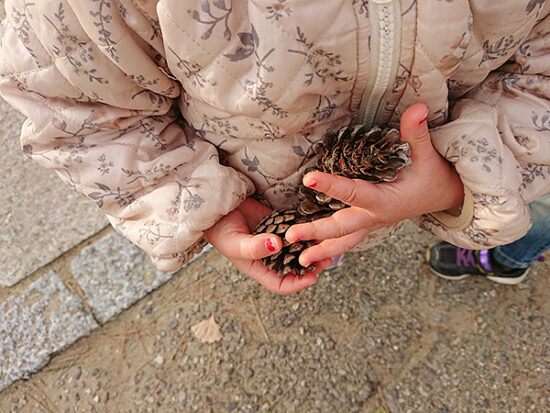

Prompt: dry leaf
xmin=191 ymin=315 xmax=223 ymax=343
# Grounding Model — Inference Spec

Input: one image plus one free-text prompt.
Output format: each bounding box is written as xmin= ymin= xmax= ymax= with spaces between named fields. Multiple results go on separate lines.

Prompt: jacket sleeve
xmin=418 ymin=11 xmax=550 ymax=248
xmin=0 ymin=0 xmax=254 ymax=270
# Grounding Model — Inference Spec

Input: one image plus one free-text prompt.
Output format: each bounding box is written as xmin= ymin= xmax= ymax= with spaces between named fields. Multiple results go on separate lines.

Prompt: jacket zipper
xmin=358 ymin=0 xmax=401 ymax=128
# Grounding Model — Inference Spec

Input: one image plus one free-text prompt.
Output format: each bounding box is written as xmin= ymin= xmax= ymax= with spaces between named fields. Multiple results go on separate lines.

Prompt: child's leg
xmin=492 ymin=194 xmax=550 ymax=269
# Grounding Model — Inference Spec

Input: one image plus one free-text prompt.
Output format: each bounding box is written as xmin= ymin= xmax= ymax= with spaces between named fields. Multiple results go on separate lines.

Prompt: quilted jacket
xmin=1 ymin=0 xmax=550 ymax=273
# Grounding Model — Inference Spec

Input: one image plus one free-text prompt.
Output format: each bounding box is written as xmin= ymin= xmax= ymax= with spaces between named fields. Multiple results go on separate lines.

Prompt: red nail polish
xmin=266 ymin=239 xmax=276 ymax=252
xmin=307 ymin=180 xmax=317 ymax=188
xmin=419 ymin=108 xmax=429 ymax=125
xmin=293 ymin=238 xmax=301 ymax=243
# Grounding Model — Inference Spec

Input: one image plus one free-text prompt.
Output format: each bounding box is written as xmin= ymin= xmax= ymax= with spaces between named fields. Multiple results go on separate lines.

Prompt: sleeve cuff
xmin=428 ymin=187 xmax=474 ymax=230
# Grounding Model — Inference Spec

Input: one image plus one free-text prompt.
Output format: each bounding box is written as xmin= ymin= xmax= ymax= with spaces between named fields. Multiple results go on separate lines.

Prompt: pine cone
xmin=253 ymin=209 xmax=329 ymax=277
xmin=297 ymin=125 xmax=410 ymax=216
xmin=254 ymin=124 xmax=411 ymax=278
xmin=315 ymin=125 xmax=410 ymax=181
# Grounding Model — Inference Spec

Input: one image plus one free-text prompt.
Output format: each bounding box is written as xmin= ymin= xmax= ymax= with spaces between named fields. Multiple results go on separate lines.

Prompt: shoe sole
xmin=426 ymin=249 xmax=529 ymax=285
xmin=429 ymin=266 xmax=529 ymax=285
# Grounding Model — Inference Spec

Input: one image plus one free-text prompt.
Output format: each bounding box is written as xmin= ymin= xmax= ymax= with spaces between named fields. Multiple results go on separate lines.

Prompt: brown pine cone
xmin=315 ymin=125 xmax=410 ymax=181
xmin=297 ymin=125 xmax=410 ymax=216
xmin=254 ymin=124 xmax=411 ymax=278
xmin=253 ymin=209 xmax=330 ymax=278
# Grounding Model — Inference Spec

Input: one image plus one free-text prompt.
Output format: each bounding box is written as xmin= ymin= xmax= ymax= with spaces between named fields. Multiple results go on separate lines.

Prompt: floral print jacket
xmin=1 ymin=0 xmax=549 ymax=272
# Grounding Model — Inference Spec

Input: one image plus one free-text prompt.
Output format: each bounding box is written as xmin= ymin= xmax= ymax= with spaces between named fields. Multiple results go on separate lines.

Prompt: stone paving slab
xmin=0 ymin=98 xmax=108 ymax=287
xmin=70 ymin=231 xmax=211 ymax=324
xmin=0 ymin=271 xmax=98 ymax=391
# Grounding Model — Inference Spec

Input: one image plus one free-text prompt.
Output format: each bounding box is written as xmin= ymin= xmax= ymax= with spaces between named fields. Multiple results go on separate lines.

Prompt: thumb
xmin=399 ymin=103 xmax=433 ymax=163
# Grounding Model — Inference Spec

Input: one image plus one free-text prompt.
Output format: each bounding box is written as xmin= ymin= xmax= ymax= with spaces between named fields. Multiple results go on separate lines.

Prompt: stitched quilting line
xmin=159 ymin=3 xmax=254 ymax=108
xmin=252 ymin=0 xmax=356 ymax=103
xmin=159 ymin=2 xmax=354 ymax=118
xmin=1 ymin=3 xmax=177 ymax=104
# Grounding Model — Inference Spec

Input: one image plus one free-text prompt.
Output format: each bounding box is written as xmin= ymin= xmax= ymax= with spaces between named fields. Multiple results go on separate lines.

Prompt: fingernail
xmin=265 ymin=238 xmax=276 ymax=252
xmin=306 ymin=180 xmax=317 ymax=188
xmin=419 ymin=107 xmax=429 ymax=125
xmin=292 ymin=238 xmax=301 ymax=243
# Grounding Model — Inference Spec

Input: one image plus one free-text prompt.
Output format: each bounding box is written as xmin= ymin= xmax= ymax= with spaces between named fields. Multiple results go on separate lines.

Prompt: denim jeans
xmin=493 ymin=194 xmax=550 ymax=269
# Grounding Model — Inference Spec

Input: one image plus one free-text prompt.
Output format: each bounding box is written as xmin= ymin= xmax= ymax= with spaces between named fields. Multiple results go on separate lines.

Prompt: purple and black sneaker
xmin=426 ymin=242 xmax=529 ymax=285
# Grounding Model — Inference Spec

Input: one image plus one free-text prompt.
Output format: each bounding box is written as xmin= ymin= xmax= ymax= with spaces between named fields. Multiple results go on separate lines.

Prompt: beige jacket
xmin=1 ymin=0 xmax=550 ymax=271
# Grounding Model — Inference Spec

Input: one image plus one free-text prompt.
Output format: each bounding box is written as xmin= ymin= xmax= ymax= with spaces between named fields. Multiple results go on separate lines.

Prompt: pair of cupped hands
xmin=204 ymin=104 xmax=464 ymax=294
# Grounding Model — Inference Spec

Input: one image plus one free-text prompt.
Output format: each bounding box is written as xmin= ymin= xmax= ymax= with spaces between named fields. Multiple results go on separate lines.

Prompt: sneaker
xmin=426 ymin=242 xmax=529 ymax=285
xmin=325 ymin=254 xmax=344 ymax=271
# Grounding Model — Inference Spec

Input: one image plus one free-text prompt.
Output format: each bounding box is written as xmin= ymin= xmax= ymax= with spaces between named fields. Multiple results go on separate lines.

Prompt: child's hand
xmin=285 ymin=103 xmax=465 ymax=267
xmin=204 ymin=197 xmax=332 ymax=295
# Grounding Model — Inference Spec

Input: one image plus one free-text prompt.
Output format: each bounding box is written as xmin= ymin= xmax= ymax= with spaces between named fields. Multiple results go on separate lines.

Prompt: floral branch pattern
xmin=168 ymin=46 xmax=206 ymax=87
xmin=189 ymin=0 xmax=232 ymax=41
xmin=352 ymin=0 xmax=369 ymax=16
xmin=10 ymin=6 xmax=39 ymax=61
xmin=520 ymin=164 xmax=549 ymax=191
xmin=288 ymin=27 xmax=351 ymax=86
xmin=266 ymin=1 xmax=292 ymax=20
xmin=479 ymin=35 xmax=522 ymax=66
xmin=192 ymin=117 xmax=239 ymax=140
xmin=139 ymin=220 xmax=173 ymax=245
xmin=97 ymin=153 xmax=114 ymax=175
xmin=446 ymin=135 xmax=501 ymax=173
xmin=90 ymin=0 xmax=118 ymax=61
xmin=88 ymin=182 xmax=135 ymax=208
xmin=224 ymin=25 xmax=287 ymax=118
xmin=166 ymin=180 xmax=205 ymax=218
xmin=241 ymin=147 xmax=277 ymax=184
xmin=45 ymin=3 xmax=107 ymax=84
xmin=137 ymin=118 xmax=167 ymax=150
xmin=532 ymin=111 xmax=550 ymax=131
xmin=121 ymin=163 xmax=172 ymax=185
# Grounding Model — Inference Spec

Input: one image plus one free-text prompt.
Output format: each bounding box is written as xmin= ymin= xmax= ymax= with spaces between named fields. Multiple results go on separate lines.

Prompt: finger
xmin=302 ymin=171 xmax=382 ymax=209
xmin=399 ymin=103 xmax=435 ymax=163
xmin=212 ymin=224 xmax=282 ymax=260
xmin=298 ymin=229 xmax=368 ymax=267
xmin=285 ymin=207 xmax=375 ymax=243
xmin=233 ymin=258 xmax=317 ymax=295
xmin=238 ymin=233 xmax=283 ymax=260
xmin=311 ymin=257 xmax=333 ymax=273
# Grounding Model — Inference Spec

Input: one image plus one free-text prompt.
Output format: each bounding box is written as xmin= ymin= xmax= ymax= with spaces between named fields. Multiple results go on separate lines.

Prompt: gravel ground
xmin=0 ymin=222 xmax=548 ymax=413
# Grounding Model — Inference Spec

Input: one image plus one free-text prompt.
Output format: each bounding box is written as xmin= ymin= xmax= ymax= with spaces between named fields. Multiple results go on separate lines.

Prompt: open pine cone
xmin=253 ymin=210 xmax=319 ymax=278
xmin=297 ymin=125 xmax=411 ymax=216
xmin=254 ymin=124 xmax=411 ymax=277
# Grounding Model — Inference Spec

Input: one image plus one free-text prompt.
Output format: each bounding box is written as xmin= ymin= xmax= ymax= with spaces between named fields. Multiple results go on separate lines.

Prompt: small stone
xmin=244 ymin=368 xmax=254 ymax=378
xmin=92 ymin=368 xmax=99 ymax=377
xmin=145 ymin=306 xmax=153 ymax=315
xmin=278 ymin=345 xmax=287 ymax=358
xmin=74 ymin=366 xmax=82 ymax=380
xmin=93 ymin=395 xmax=100 ymax=403
xmin=167 ymin=320 xmax=179 ymax=329
xmin=154 ymin=355 xmax=165 ymax=365
xmin=332 ymin=272 xmax=341 ymax=281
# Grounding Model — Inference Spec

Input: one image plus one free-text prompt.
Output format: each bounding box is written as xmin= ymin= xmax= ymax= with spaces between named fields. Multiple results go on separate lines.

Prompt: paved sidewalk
xmin=0 ymin=221 xmax=548 ymax=412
